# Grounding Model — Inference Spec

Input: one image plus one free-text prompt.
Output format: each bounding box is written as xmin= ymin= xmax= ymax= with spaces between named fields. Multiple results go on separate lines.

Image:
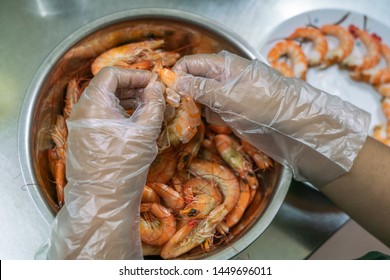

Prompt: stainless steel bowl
xmin=18 ymin=8 xmax=292 ymax=259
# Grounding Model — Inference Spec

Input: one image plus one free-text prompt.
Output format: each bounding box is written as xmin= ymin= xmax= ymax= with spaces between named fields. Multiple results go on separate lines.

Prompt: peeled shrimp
xmin=320 ymin=24 xmax=354 ymax=67
xmin=267 ymin=40 xmax=308 ymax=80
xmin=342 ymin=25 xmax=381 ymax=74
xmin=287 ymin=27 xmax=329 ymax=66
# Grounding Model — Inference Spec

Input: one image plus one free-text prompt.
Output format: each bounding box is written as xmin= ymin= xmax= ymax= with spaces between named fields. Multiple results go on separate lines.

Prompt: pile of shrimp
xmin=48 ymin=39 xmax=275 ymax=259
xmin=267 ymin=15 xmax=390 ymax=146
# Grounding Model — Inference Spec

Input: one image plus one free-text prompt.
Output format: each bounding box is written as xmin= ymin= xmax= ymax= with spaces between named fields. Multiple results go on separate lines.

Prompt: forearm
xmin=322 ymin=137 xmax=390 ymax=247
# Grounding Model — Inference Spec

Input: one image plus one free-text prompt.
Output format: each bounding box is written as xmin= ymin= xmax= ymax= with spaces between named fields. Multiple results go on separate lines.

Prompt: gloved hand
xmin=172 ymin=51 xmax=370 ymax=188
xmin=45 ymin=67 xmax=165 ymax=259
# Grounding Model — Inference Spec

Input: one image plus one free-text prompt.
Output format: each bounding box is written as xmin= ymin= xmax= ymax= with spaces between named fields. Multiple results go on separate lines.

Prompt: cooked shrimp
xmin=160 ymin=204 xmax=229 ymax=259
xmin=188 ymin=159 xmax=240 ymax=213
xmin=269 ymin=61 xmax=295 ymax=78
xmin=378 ymin=83 xmax=390 ymax=97
xmin=142 ymin=185 xmax=161 ymax=204
xmin=267 ymin=40 xmax=308 ymax=80
xmin=63 ymin=78 xmax=87 ymax=119
xmin=224 ymin=179 xmax=251 ymax=228
xmin=177 ymin=122 xmax=204 ymax=171
xmin=147 ymin=147 xmax=177 ymax=184
xmin=287 ymin=27 xmax=328 ymax=66
xmin=240 ymin=139 xmax=273 ymax=171
xmin=342 ymin=25 xmax=381 ymax=74
xmin=159 ymin=68 xmax=202 ymax=146
xmin=180 ymin=177 xmax=223 ymax=219
xmin=149 ymin=183 xmax=185 ymax=211
xmin=140 ymin=203 xmax=176 ymax=246
xmin=91 ymin=39 xmax=180 ymax=75
xmin=207 ymin=124 xmax=233 ymax=135
xmin=382 ymin=97 xmax=390 ymax=120
xmin=50 ymin=115 xmax=68 ymax=161
xmin=320 ymin=24 xmax=354 ymax=67
xmin=372 ymin=123 xmax=390 ymax=146
xmin=48 ymin=147 xmax=66 ymax=208
xmin=214 ymin=134 xmax=258 ymax=190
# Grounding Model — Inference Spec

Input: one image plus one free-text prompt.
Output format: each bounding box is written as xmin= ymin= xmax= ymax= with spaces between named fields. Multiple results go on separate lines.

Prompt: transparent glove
xmin=172 ymin=51 xmax=370 ymax=188
xmin=46 ymin=67 xmax=165 ymax=259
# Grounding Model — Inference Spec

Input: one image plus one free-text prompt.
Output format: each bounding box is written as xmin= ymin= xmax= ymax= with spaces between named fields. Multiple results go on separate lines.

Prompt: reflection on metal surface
xmin=26 ymin=0 xmax=86 ymax=17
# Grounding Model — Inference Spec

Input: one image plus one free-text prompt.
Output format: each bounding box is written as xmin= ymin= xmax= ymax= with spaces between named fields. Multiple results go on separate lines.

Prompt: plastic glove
xmin=45 ymin=67 xmax=165 ymax=259
xmin=172 ymin=51 xmax=370 ymax=188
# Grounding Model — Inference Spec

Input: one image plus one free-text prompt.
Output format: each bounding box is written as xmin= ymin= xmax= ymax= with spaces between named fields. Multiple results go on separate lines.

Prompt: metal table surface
xmin=1 ymin=0 xmax=389 ymax=260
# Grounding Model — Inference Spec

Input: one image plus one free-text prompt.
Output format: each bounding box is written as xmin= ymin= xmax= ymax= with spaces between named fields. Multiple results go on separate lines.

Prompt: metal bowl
xmin=18 ymin=8 xmax=292 ymax=259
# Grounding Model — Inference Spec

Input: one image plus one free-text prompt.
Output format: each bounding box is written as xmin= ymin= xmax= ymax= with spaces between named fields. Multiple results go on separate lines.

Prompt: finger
xmin=131 ymin=78 xmax=165 ymax=128
xmin=90 ymin=67 xmax=152 ymax=93
xmin=172 ymin=54 xmax=226 ymax=80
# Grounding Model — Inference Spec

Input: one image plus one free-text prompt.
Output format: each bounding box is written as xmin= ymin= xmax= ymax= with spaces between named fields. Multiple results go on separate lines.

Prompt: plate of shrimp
xmin=260 ymin=9 xmax=390 ymax=145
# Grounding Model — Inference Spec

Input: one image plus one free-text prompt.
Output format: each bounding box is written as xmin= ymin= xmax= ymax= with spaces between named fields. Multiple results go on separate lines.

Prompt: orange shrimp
xmin=372 ymin=123 xmax=390 ymax=146
xmin=147 ymin=147 xmax=177 ymax=184
xmin=287 ymin=27 xmax=329 ymax=66
xmin=160 ymin=204 xmax=229 ymax=259
xmin=207 ymin=124 xmax=233 ymax=135
xmin=358 ymin=43 xmax=390 ymax=85
xmin=48 ymin=147 xmax=66 ymax=208
xmin=180 ymin=177 xmax=223 ymax=219
xmin=267 ymin=40 xmax=308 ymax=80
xmin=342 ymin=25 xmax=381 ymax=74
xmin=378 ymin=83 xmax=390 ymax=98
xmin=224 ymin=179 xmax=251 ymax=228
xmin=269 ymin=61 xmax=295 ymax=78
xmin=140 ymin=203 xmax=176 ymax=246
xmin=240 ymin=139 xmax=273 ymax=171
xmin=188 ymin=159 xmax=240 ymax=213
xmin=91 ymin=39 xmax=180 ymax=75
xmin=149 ymin=183 xmax=185 ymax=211
xmin=142 ymin=185 xmax=161 ymax=204
xmin=159 ymin=68 xmax=202 ymax=146
xmin=63 ymin=78 xmax=89 ymax=119
xmin=381 ymin=97 xmax=390 ymax=120
xmin=177 ymin=122 xmax=205 ymax=171
xmin=320 ymin=24 xmax=354 ymax=67
xmin=214 ymin=134 xmax=258 ymax=190
xmin=50 ymin=115 xmax=68 ymax=161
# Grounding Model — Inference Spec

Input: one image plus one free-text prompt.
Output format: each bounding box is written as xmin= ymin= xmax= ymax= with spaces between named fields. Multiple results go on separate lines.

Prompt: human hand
xmin=172 ymin=51 xmax=370 ymax=187
xmin=46 ymin=67 xmax=165 ymax=259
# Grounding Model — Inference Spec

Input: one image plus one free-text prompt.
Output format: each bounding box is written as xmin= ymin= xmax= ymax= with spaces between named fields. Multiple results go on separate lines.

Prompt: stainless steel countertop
xmin=1 ymin=0 xmax=389 ymax=260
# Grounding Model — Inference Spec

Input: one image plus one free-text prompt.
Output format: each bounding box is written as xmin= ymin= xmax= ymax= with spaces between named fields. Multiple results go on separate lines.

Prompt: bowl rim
xmin=17 ymin=8 xmax=291 ymax=259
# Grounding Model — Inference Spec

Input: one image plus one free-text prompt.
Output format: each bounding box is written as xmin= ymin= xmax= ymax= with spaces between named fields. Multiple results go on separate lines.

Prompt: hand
xmin=46 ymin=67 xmax=165 ymax=259
xmin=172 ymin=51 xmax=370 ymax=187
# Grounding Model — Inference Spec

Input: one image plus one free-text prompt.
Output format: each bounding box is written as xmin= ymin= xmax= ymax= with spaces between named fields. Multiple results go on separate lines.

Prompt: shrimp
xmin=180 ymin=177 xmax=223 ymax=219
xmin=142 ymin=185 xmax=161 ymax=204
xmin=91 ymin=39 xmax=180 ymax=75
xmin=147 ymin=147 xmax=177 ymax=184
xmin=140 ymin=203 xmax=176 ymax=246
xmin=50 ymin=115 xmax=68 ymax=161
xmin=159 ymin=68 xmax=202 ymax=146
xmin=149 ymin=183 xmax=185 ymax=211
xmin=214 ymin=134 xmax=258 ymax=190
xmin=267 ymin=40 xmax=308 ymax=80
xmin=287 ymin=27 xmax=329 ymax=66
xmin=48 ymin=147 xmax=66 ymax=208
xmin=372 ymin=123 xmax=390 ymax=146
xmin=188 ymin=159 xmax=240 ymax=213
xmin=269 ymin=61 xmax=295 ymax=78
xmin=320 ymin=24 xmax=354 ymax=67
xmin=342 ymin=25 xmax=381 ymax=74
xmin=381 ymin=97 xmax=390 ymax=120
xmin=224 ymin=179 xmax=251 ymax=228
xmin=160 ymin=204 xmax=228 ymax=259
xmin=177 ymin=122 xmax=204 ymax=171
xmin=142 ymin=243 xmax=161 ymax=256
xmin=240 ymin=139 xmax=273 ymax=171
xmin=378 ymin=83 xmax=390 ymax=98
xmin=207 ymin=124 xmax=233 ymax=135
xmin=63 ymin=78 xmax=89 ymax=119
xmin=357 ymin=43 xmax=390 ymax=85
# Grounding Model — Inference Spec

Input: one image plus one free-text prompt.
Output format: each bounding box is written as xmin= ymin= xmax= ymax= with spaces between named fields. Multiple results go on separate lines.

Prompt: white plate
xmin=259 ymin=9 xmax=390 ymax=133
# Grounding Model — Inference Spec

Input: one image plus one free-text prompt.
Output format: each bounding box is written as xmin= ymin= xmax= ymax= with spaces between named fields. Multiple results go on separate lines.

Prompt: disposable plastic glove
xmin=45 ymin=67 xmax=165 ymax=259
xmin=172 ymin=51 xmax=370 ymax=188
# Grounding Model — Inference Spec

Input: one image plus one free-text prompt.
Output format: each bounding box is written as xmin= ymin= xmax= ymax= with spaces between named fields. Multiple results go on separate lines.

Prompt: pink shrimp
xmin=342 ymin=25 xmax=381 ymax=74
xmin=188 ymin=159 xmax=240 ymax=213
xmin=267 ymin=40 xmax=308 ymax=80
xmin=91 ymin=39 xmax=180 ymax=75
xmin=287 ymin=27 xmax=329 ymax=66
xmin=214 ymin=134 xmax=258 ymax=189
xmin=320 ymin=24 xmax=354 ymax=67
xmin=140 ymin=203 xmax=176 ymax=246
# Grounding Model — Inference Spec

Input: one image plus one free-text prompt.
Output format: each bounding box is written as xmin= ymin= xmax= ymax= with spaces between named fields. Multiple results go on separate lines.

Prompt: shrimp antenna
xmin=333 ymin=12 xmax=351 ymax=26
xmin=306 ymin=14 xmax=319 ymax=29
